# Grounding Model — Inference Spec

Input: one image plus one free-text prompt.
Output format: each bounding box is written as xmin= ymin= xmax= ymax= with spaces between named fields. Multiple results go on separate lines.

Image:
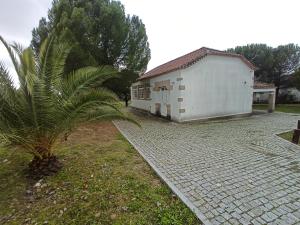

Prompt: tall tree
xmin=227 ymin=44 xmax=274 ymax=81
xmin=291 ymin=68 xmax=300 ymax=91
xmin=32 ymin=18 xmax=49 ymax=53
xmin=31 ymin=0 xmax=150 ymax=73
xmin=103 ymin=70 xmax=138 ymax=107
xmin=0 ymin=35 xmax=134 ymax=177
xmin=228 ymin=44 xmax=300 ymax=101
xmin=271 ymin=44 xmax=300 ymax=92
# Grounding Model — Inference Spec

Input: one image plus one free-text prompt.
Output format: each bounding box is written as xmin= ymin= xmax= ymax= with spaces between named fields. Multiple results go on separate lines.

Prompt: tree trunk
xmin=125 ymin=94 xmax=128 ymax=107
xmin=28 ymin=151 xmax=62 ymax=179
xmin=274 ymin=74 xmax=281 ymax=104
xmin=275 ymin=86 xmax=280 ymax=105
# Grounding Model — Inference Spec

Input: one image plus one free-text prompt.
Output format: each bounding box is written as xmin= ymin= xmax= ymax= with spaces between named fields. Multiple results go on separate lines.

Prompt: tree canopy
xmin=32 ymin=0 xmax=150 ymax=73
xmin=228 ymin=44 xmax=300 ymax=100
xmin=32 ymin=0 xmax=151 ymax=105
xmin=228 ymin=44 xmax=274 ymax=81
xmin=291 ymin=68 xmax=300 ymax=91
xmin=103 ymin=70 xmax=138 ymax=106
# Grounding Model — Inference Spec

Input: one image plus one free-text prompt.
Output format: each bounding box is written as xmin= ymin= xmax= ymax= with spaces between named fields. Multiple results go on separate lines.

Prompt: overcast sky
xmin=1 ymin=0 xmax=300 ymax=83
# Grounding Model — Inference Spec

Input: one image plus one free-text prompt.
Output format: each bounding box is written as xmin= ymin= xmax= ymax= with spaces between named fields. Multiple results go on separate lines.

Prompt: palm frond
xmin=0 ymin=36 xmax=22 ymax=83
xmin=11 ymin=42 xmax=25 ymax=57
xmin=87 ymin=110 xmax=140 ymax=127
xmin=63 ymin=66 xmax=119 ymax=99
xmin=49 ymin=42 xmax=71 ymax=87
xmin=0 ymin=36 xmax=136 ymax=160
xmin=0 ymin=61 xmax=17 ymax=101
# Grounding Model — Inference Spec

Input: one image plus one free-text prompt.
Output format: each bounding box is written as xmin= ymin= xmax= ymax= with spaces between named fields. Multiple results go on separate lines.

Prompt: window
xmin=132 ymin=83 xmax=151 ymax=100
xmin=161 ymin=86 xmax=167 ymax=91
xmin=138 ymin=86 xmax=144 ymax=99
xmin=144 ymin=86 xmax=150 ymax=99
xmin=132 ymin=86 xmax=138 ymax=99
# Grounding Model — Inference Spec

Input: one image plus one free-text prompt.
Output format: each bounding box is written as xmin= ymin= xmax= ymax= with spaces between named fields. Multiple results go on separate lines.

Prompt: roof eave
xmin=138 ymin=51 xmax=258 ymax=80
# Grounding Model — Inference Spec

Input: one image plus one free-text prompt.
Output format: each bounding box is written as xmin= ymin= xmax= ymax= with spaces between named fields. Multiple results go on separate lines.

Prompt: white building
xmin=131 ymin=47 xmax=275 ymax=122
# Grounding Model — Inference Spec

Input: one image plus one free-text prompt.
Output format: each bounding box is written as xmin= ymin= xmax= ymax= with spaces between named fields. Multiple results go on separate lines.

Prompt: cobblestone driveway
xmin=114 ymin=112 xmax=300 ymax=225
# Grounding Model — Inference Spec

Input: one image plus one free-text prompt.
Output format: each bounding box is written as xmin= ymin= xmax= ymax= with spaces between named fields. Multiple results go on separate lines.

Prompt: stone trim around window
xmin=153 ymin=80 xmax=173 ymax=91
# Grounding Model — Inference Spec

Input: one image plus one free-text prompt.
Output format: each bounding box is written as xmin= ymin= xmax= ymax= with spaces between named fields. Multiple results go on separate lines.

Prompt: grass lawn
xmin=254 ymin=104 xmax=300 ymax=144
xmin=277 ymin=131 xmax=294 ymax=143
xmin=0 ymin=122 xmax=200 ymax=225
xmin=277 ymin=130 xmax=300 ymax=147
xmin=253 ymin=104 xmax=300 ymax=114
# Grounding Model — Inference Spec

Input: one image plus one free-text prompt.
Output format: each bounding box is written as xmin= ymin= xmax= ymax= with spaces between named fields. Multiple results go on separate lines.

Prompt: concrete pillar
xmin=268 ymin=92 xmax=275 ymax=113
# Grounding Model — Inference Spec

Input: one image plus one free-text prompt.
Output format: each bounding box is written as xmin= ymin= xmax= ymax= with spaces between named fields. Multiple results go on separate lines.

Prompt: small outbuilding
xmin=253 ymin=81 xmax=276 ymax=112
xmin=130 ymin=47 xmax=261 ymax=122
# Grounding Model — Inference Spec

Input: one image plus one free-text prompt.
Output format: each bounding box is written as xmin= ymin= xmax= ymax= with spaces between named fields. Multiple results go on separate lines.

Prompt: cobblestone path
xmin=114 ymin=112 xmax=300 ymax=225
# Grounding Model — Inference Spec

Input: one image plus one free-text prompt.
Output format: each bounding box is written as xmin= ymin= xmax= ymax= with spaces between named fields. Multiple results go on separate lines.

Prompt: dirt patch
xmin=62 ymin=122 xmax=119 ymax=146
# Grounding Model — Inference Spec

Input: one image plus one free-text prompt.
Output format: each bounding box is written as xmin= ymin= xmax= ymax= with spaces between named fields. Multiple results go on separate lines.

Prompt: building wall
xmin=131 ymin=55 xmax=254 ymax=122
xmin=130 ymin=70 xmax=182 ymax=121
xmin=130 ymin=98 xmax=151 ymax=111
xmin=179 ymin=55 xmax=254 ymax=121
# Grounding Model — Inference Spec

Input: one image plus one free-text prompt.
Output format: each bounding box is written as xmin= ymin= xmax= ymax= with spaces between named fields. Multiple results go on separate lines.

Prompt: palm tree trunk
xmin=28 ymin=147 xmax=62 ymax=178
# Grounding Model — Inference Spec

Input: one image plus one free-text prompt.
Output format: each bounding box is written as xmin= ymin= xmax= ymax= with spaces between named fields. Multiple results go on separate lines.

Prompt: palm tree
xmin=0 ymin=36 xmax=133 ymax=177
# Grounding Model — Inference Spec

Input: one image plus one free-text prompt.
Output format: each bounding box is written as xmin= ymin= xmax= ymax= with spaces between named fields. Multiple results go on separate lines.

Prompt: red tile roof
xmin=254 ymin=81 xmax=275 ymax=89
xmin=139 ymin=47 xmax=257 ymax=80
